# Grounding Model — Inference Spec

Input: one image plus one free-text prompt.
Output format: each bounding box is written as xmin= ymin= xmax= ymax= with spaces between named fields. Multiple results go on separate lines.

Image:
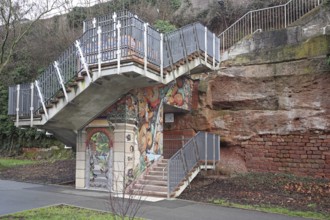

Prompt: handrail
xmin=8 ymin=11 xmax=220 ymax=121
xmin=166 ymin=132 xmax=220 ymax=198
xmin=218 ymin=0 xmax=324 ymax=52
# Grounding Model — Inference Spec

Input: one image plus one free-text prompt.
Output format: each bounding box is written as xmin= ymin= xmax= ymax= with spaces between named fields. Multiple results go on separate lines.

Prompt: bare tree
xmin=0 ymin=0 xmax=65 ymax=76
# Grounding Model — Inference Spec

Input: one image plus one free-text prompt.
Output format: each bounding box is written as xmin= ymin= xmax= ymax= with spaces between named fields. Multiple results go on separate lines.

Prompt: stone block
xmin=76 ymin=169 xmax=85 ymax=179
xmin=75 ymin=179 xmax=85 ymax=189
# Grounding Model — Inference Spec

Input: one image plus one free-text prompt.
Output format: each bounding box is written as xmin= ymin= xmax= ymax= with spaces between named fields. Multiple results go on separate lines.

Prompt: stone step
xmin=131 ymin=189 xmax=168 ymax=198
xmin=138 ymin=179 xmax=167 ymax=186
xmin=133 ymin=184 xmax=167 ymax=192
xmin=155 ymin=162 xmax=167 ymax=168
xmin=148 ymin=170 xmax=167 ymax=176
xmin=152 ymin=167 xmax=168 ymax=172
xmin=144 ymin=174 xmax=167 ymax=181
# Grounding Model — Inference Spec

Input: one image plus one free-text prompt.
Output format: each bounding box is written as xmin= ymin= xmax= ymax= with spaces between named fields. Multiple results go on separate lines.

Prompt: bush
xmin=154 ymin=20 xmax=177 ymax=33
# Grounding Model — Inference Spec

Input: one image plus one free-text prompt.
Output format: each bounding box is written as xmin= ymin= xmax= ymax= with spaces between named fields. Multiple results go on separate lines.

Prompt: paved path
xmin=0 ymin=180 xmax=308 ymax=220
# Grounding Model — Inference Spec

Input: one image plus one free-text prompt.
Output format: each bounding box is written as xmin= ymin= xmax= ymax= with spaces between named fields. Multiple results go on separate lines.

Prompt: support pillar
xmin=75 ymin=130 xmax=87 ymax=189
xmin=112 ymin=123 xmax=138 ymax=193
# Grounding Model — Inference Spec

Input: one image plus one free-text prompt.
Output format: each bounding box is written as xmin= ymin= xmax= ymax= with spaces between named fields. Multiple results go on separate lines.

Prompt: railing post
xmin=284 ymin=4 xmax=287 ymax=28
xmin=30 ymin=83 xmax=34 ymax=127
xmin=250 ymin=11 xmax=253 ymax=34
xmin=97 ymin=26 xmax=102 ymax=78
xmin=213 ymin=134 xmax=216 ymax=170
xmin=193 ymin=138 xmax=200 ymax=162
xmin=217 ymin=37 xmax=221 ymax=66
xmin=117 ymin=21 xmax=121 ymax=74
xmin=204 ymin=27 xmax=207 ymax=64
xmin=75 ymin=40 xmax=92 ymax=82
xmin=15 ymin=84 xmax=20 ymax=127
xmin=54 ymin=61 xmax=68 ymax=102
xmin=160 ymin=33 xmax=164 ymax=82
xmin=83 ymin=20 xmax=86 ymax=33
xmin=144 ymin=23 xmax=148 ymax=74
xmin=167 ymin=162 xmax=170 ymax=199
xmin=179 ymin=29 xmax=190 ymax=74
xmin=204 ymin=132 xmax=207 ymax=170
xmin=218 ymin=135 xmax=221 ymax=161
xmin=180 ymin=149 xmax=188 ymax=174
xmin=212 ymin=33 xmax=215 ymax=70
xmin=92 ymin=17 xmax=96 ymax=28
xmin=35 ymin=80 xmax=49 ymax=120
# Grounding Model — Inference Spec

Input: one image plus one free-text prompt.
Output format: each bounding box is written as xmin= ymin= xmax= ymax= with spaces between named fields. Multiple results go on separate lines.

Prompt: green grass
xmin=0 ymin=205 xmax=121 ymax=220
xmin=213 ymin=199 xmax=330 ymax=220
xmin=0 ymin=158 xmax=37 ymax=169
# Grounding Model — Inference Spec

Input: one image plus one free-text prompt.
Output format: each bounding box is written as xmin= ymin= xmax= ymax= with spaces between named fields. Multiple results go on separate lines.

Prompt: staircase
xmin=218 ymin=0 xmax=325 ymax=59
xmin=130 ymin=159 xmax=169 ymax=197
xmin=8 ymin=11 xmax=220 ymax=146
xmin=130 ymin=132 xmax=221 ymax=198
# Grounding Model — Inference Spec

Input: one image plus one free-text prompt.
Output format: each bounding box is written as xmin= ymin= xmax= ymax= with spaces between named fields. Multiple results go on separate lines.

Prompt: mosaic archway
xmin=86 ymin=128 xmax=113 ymax=190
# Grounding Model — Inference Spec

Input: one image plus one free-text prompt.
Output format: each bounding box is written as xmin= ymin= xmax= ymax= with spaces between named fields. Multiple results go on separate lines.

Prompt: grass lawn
xmin=0 ymin=158 xmax=37 ymax=170
xmin=213 ymin=199 xmax=330 ymax=220
xmin=0 ymin=204 xmax=124 ymax=220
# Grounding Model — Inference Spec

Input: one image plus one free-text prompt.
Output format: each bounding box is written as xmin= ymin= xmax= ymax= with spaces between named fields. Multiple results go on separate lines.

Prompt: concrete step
xmin=155 ymin=162 xmax=167 ymax=168
xmin=153 ymin=167 xmax=168 ymax=172
xmin=131 ymin=189 xmax=168 ymax=198
xmin=133 ymin=183 xmax=167 ymax=192
xmin=144 ymin=174 xmax=167 ymax=181
xmin=138 ymin=179 xmax=167 ymax=186
xmin=149 ymin=170 xmax=167 ymax=176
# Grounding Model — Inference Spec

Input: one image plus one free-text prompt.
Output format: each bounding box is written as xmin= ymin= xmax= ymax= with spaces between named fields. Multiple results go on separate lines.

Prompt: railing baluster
xmin=204 ymin=132 xmax=207 ymax=170
xmin=117 ymin=21 xmax=121 ymax=74
xmin=97 ymin=26 xmax=102 ymax=78
xmin=35 ymin=80 xmax=49 ymax=120
xmin=30 ymin=83 xmax=34 ymax=127
xmin=160 ymin=33 xmax=164 ymax=82
xmin=16 ymin=85 xmax=20 ymax=127
xmin=143 ymin=23 xmax=148 ymax=74
xmin=54 ymin=61 xmax=68 ymax=102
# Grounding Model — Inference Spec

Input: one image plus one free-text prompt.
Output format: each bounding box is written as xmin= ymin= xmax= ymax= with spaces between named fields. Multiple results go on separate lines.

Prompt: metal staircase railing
xmin=8 ymin=10 xmax=220 ymax=126
xmin=166 ymin=132 xmax=220 ymax=198
xmin=218 ymin=0 xmax=324 ymax=52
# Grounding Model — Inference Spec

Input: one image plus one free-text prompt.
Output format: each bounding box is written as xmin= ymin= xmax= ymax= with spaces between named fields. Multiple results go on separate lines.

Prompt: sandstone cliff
xmin=171 ymin=5 xmax=330 ymax=178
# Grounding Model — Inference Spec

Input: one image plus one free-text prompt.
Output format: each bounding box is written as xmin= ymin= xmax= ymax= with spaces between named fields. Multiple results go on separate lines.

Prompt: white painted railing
xmin=218 ymin=0 xmax=324 ymax=52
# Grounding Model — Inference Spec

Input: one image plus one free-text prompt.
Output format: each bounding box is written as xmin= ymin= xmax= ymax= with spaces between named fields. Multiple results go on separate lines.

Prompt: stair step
xmin=144 ymin=175 xmax=167 ymax=181
xmin=133 ymin=184 xmax=167 ymax=192
xmin=155 ymin=162 xmax=167 ymax=167
xmin=131 ymin=189 xmax=168 ymax=198
xmin=138 ymin=179 xmax=167 ymax=186
xmin=56 ymin=92 xmax=65 ymax=99
xmin=149 ymin=170 xmax=167 ymax=176
xmin=68 ymin=82 xmax=78 ymax=87
xmin=75 ymin=76 xmax=85 ymax=82
xmin=153 ymin=167 xmax=168 ymax=172
xmin=50 ymin=98 xmax=59 ymax=104
xmin=45 ymin=104 xmax=53 ymax=109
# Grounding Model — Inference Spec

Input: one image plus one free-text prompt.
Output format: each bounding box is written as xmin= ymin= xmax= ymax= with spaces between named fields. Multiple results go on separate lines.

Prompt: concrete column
xmin=112 ymin=123 xmax=137 ymax=192
xmin=75 ymin=130 xmax=87 ymax=189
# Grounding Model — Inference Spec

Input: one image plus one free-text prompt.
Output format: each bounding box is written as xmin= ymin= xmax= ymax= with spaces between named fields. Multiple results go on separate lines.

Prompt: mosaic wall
xmin=86 ymin=77 xmax=193 ymax=188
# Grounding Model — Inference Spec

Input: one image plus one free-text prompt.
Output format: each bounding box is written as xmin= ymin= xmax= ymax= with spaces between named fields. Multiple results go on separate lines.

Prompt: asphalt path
xmin=0 ymin=180 xmax=308 ymax=220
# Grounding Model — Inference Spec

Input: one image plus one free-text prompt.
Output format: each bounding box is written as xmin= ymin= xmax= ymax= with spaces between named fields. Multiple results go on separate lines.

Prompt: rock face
xmin=170 ymin=6 xmax=330 ymax=178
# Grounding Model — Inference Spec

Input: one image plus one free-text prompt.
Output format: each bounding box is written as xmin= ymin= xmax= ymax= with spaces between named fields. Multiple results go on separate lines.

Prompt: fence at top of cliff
xmin=218 ymin=0 xmax=324 ymax=52
xmin=8 ymin=10 xmax=220 ymax=118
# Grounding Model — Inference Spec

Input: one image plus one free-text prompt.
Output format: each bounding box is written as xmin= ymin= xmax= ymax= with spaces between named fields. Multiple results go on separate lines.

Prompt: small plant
xmin=154 ymin=20 xmax=176 ymax=33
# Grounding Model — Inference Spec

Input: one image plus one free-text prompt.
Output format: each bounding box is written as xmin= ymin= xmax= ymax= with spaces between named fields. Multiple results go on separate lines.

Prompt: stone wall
xmin=243 ymin=133 xmax=330 ymax=178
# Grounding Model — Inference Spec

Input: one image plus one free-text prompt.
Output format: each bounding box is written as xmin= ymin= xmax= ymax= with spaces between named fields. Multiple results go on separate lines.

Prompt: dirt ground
xmin=0 ymin=160 xmax=75 ymax=185
xmin=0 ymin=159 xmax=329 ymax=216
xmin=179 ymin=172 xmax=330 ymax=215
